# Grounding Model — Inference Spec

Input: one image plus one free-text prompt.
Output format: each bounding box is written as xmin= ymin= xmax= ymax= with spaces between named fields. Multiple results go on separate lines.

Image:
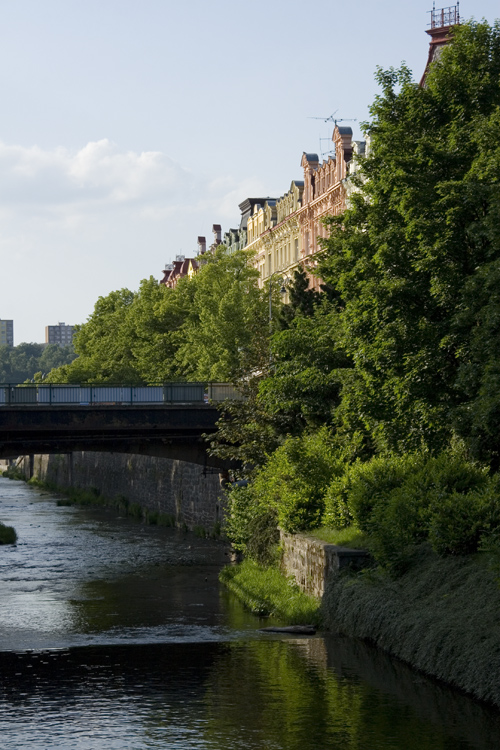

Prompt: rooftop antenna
xmin=310 ymin=114 xmax=358 ymax=160
xmin=308 ymin=113 xmax=357 ymax=128
xmin=333 ymin=118 xmax=357 ymax=127
xmin=308 ymin=109 xmax=339 ymax=123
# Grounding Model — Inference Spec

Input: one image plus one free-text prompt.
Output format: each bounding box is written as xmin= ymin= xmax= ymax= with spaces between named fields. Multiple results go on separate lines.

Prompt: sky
xmin=0 ymin=0 xmax=498 ymax=344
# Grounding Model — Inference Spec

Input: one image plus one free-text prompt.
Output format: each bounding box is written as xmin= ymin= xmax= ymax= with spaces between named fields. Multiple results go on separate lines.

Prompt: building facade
xmin=246 ymin=182 xmax=304 ymax=286
xmin=169 ymin=7 xmax=453 ymax=298
xmin=45 ymin=323 xmax=74 ymax=346
xmin=0 ymin=319 xmax=14 ymax=347
xmin=238 ymin=124 xmax=362 ymax=290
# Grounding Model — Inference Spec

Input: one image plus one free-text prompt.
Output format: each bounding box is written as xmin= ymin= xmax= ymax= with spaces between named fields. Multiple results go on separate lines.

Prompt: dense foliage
xmin=320 ymin=20 xmax=500 ymax=463
xmin=221 ymin=21 xmax=500 ymax=570
xmin=0 ymin=342 xmax=76 ymax=383
xmin=45 ymin=246 xmax=269 ymax=384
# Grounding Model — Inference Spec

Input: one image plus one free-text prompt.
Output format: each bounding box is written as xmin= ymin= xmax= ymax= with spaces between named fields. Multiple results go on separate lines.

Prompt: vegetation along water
xmin=4 ymin=16 xmax=500 ymax=741
xmin=2 ymin=476 xmax=500 ymax=750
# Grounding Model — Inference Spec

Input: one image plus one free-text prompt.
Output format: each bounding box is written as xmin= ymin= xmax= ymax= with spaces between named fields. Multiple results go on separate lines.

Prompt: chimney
xmin=212 ymin=224 xmax=222 ymax=245
xmin=197 ymin=236 xmax=206 ymax=255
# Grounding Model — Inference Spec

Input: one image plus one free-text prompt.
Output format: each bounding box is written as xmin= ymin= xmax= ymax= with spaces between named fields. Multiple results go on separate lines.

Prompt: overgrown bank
xmin=321 ymin=547 xmax=500 ymax=707
xmin=220 ymin=559 xmax=321 ymax=624
xmin=221 ymin=540 xmax=500 ymax=707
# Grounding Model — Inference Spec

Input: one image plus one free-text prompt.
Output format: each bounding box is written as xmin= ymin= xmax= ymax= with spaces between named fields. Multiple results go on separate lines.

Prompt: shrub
xmin=347 ymin=452 xmax=428 ymax=532
xmin=245 ymin=508 xmax=281 ymax=565
xmin=253 ymin=427 xmax=343 ymax=533
xmin=337 ymin=449 xmax=499 ymax=570
xmin=428 ymin=482 xmax=500 ymax=556
xmin=224 ymin=483 xmax=280 ymax=564
xmin=0 ymin=522 xmax=17 ymax=545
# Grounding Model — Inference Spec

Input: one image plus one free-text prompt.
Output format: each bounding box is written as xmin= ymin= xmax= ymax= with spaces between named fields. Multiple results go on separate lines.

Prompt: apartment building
xmin=45 ymin=322 xmax=74 ymax=346
xmin=0 ymin=319 xmax=14 ymax=347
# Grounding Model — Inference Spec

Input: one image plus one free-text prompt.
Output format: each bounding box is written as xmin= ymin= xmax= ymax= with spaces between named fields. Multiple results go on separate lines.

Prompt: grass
xmin=220 ymin=558 xmax=321 ymax=625
xmin=307 ymin=524 xmax=369 ymax=549
xmin=321 ymin=543 xmax=500 ymax=707
xmin=0 ymin=522 xmax=17 ymax=545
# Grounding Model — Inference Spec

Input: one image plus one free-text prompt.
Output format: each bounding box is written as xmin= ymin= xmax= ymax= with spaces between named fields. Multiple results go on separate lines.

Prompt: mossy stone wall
xmin=280 ymin=531 xmax=370 ymax=598
xmin=20 ymin=452 xmax=227 ymax=532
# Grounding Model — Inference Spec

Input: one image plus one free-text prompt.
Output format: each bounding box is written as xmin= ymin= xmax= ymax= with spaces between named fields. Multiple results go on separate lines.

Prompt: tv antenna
xmin=309 ymin=114 xmax=358 ymax=160
xmin=319 ymin=137 xmax=335 ymax=160
xmin=308 ymin=110 xmax=357 ymax=127
xmin=308 ymin=109 xmax=339 ymax=123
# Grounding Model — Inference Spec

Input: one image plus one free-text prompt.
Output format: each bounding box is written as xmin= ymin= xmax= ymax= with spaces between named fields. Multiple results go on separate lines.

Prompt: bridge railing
xmin=0 ymin=383 xmax=245 ymax=406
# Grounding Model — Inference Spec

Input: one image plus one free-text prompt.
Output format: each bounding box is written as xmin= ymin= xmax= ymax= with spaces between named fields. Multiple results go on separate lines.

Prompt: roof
xmin=336 ymin=126 xmax=353 ymax=136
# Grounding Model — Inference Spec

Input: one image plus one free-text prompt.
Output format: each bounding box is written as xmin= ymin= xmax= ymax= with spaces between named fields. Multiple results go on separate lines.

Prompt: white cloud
xmin=0 ymin=138 xmax=269 ymax=343
xmin=0 ymin=139 xmax=194 ymax=208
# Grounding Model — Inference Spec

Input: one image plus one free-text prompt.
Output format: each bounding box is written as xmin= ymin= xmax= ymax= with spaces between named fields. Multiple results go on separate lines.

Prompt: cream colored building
xmin=242 ymin=124 xmax=362 ymax=291
xmin=246 ymin=181 xmax=304 ymax=288
xmin=296 ymin=125 xmax=356 ymax=289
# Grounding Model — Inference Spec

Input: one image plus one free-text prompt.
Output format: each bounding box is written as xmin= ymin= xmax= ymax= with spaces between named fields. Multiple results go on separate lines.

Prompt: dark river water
xmin=1 ymin=476 xmax=500 ymax=749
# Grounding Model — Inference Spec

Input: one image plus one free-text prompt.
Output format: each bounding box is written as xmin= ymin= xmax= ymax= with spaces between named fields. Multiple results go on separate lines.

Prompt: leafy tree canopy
xmin=0 ymin=343 xmax=76 ymax=383
xmin=318 ymin=20 xmax=500 ymax=462
xmin=46 ymin=247 xmax=270 ymax=385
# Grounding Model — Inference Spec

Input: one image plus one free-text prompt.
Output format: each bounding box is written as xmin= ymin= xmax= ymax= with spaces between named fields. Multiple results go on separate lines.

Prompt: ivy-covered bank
xmin=321 ymin=548 xmax=500 ymax=707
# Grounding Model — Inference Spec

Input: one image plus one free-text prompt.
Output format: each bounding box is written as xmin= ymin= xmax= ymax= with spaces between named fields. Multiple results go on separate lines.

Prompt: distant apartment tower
xmin=45 ymin=322 xmax=74 ymax=346
xmin=0 ymin=319 xmax=14 ymax=347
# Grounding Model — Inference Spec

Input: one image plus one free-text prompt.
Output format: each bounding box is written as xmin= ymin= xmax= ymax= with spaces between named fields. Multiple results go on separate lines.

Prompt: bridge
xmin=0 ymin=383 xmax=240 ymax=469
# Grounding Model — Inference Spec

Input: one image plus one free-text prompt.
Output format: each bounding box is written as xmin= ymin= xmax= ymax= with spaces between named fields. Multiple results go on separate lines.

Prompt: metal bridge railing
xmin=0 ymin=383 xmax=245 ymax=406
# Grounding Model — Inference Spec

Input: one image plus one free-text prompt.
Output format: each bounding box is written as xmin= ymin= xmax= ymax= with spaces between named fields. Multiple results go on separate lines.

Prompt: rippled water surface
xmin=1 ymin=476 xmax=499 ymax=749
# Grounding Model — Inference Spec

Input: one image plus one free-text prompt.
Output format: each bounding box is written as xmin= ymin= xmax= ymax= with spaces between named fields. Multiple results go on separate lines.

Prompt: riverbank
xmin=220 ymin=559 xmax=321 ymax=623
xmin=223 ymin=537 xmax=500 ymax=708
xmin=321 ymin=545 xmax=500 ymax=707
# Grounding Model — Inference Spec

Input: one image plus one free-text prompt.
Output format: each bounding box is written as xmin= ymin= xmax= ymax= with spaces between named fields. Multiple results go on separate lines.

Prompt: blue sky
xmin=0 ymin=0 xmax=497 ymax=344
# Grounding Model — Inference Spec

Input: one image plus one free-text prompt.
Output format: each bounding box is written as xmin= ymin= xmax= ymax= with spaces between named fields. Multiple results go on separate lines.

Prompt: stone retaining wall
xmin=19 ymin=452 xmax=227 ymax=532
xmin=280 ymin=531 xmax=370 ymax=598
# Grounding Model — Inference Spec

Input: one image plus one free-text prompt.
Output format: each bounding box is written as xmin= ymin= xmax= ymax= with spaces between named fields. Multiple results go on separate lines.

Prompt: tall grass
xmin=220 ymin=559 xmax=321 ymax=625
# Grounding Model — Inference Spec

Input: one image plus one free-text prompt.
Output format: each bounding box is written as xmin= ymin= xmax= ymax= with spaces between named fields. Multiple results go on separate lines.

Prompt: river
xmin=0 ymin=475 xmax=499 ymax=749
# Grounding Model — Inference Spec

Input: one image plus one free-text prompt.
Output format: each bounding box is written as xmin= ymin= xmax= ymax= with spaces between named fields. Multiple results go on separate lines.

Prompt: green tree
xmin=173 ymin=246 xmax=267 ymax=381
xmin=47 ymin=247 xmax=269 ymax=385
xmin=0 ymin=343 xmax=76 ymax=383
xmin=259 ymin=299 xmax=351 ymax=434
xmin=319 ymin=20 xmax=500 ymax=460
xmin=277 ymin=266 xmax=321 ymax=329
xmin=46 ymin=288 xmax=141 ymax=383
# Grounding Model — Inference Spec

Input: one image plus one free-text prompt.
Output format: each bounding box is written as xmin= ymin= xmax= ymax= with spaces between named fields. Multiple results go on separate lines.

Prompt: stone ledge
xmin=280 ymin=531 xmax=371 ymax=599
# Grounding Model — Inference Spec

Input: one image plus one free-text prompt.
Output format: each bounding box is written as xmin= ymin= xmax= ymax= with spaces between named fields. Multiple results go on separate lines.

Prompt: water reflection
xmin=1 ymin=477 xmax=499 ymax=749
xmin=0 ymin=640 xmax=499 ymax=750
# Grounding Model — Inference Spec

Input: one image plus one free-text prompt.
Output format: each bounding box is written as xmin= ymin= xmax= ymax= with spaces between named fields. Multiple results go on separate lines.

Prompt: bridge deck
xmin=0 ymin=403 xmax=228 ymax=468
